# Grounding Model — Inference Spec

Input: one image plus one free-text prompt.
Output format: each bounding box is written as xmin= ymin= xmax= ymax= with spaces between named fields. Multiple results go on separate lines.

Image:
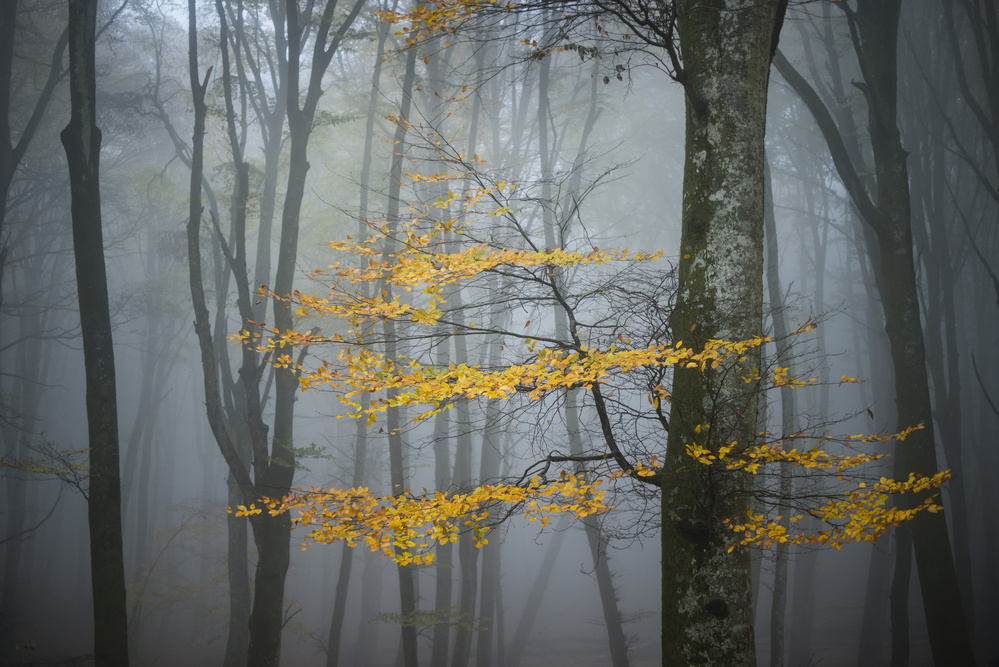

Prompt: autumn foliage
xmin=231 ymin=142 xmax=948 ymax=563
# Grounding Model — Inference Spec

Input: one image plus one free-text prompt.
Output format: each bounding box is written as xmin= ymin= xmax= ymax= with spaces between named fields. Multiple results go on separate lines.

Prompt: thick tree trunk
xmin=661 ymin=2 xmax=785 ymax=665
xmin=225 ymin=478 xmax=252 ymax=667
xmin=905 ymin=81 xmax=975 ymax=631
xmin=244 ymin=2 xmax=365 ymax=661
xmin=61 ymin=1 xmax=129 ymax=663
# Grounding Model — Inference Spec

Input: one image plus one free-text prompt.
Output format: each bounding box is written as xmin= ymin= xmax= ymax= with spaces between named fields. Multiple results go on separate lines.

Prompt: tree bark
xmin=661 ymin=1 xmax=786 ymax=665
xmin=61 ymin=0 xmax=129 ymax=663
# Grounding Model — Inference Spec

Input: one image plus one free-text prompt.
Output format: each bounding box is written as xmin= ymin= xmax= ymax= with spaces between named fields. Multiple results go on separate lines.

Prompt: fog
xmin=1 ymin=1 xmax=997 ymax=666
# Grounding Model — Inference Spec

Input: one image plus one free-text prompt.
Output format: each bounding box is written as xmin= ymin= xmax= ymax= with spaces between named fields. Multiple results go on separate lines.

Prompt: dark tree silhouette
xmin=61 ymin=0 xmax=129 ymax=663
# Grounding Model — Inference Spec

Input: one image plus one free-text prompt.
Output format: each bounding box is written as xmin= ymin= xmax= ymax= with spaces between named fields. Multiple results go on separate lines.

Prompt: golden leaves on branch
xmin=231 ymin=472 xmax=608 ymax=566
xmin=724 ymin=469 xmax=950 ymax=552
xmin=296 ymin=335 xmax=770 ymax=424
xmin=682 ymin=423 xmax=949 ymax=551
xmin=233 ymin=158 xmax=951 ymax=563
xmin=374 ymin=0 xmax=516 ymax=46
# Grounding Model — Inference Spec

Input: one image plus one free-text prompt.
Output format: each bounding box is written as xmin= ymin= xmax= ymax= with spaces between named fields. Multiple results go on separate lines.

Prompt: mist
xmin=1 ymin=1 xmax=997 ymax=666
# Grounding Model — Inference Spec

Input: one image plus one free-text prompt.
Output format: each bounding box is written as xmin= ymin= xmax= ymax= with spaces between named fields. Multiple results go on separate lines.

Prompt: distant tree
xmin=774 ymin=1 xmax=975 ymax=662
xmin=179 ymin=0 xmax=365 ymax=664
xmin=0 ymin=1 xmax=67 ymax=302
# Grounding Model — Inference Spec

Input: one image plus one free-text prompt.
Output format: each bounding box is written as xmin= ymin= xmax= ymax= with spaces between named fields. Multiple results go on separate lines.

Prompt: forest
xmin=1 ymin=0 xmax=997 ymax=665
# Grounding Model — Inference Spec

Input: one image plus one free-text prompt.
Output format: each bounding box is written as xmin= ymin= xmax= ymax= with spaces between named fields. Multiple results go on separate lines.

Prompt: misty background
xmin=1 ymin=0 xmax=997 ymax=665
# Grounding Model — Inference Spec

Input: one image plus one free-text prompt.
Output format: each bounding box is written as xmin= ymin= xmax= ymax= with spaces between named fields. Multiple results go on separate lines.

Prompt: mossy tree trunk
xmin=662 ymin=1 xmax=786 ymax=665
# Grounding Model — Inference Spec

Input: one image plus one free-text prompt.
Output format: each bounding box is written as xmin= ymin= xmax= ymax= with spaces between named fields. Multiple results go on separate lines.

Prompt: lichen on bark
xmin=661 ymin=1 xmax=787 ymax=665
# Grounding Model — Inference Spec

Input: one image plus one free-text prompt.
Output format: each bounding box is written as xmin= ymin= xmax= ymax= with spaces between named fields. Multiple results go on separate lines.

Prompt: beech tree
xmin=61 ymin=0 xmax=129 ymax=663
xmin=180 ymin=0 xmax=365 ymax=664
xmin=237 ymin=133 xmax=948 ymax=666
xmin=361 ymin=3 xmax=792 ymax=661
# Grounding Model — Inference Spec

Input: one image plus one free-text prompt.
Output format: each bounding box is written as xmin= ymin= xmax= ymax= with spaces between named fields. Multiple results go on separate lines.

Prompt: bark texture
xmin=662 ymin=1 xmax=786 ymax=665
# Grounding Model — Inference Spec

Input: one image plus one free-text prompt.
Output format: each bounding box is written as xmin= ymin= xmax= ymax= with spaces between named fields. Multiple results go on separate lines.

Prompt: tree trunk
xmin=474 ymin=398 xmax=504 ymax=667
xmin=61 ymin=1 xmax=129 ymax=663
xmin=857 ymin=542 xmax=892 ymax=666
xmin=661 ymin=2 xmax=786 ymax=665
xmin=774 ymin=4 xmax=976 ymax=660
xmin=854 ymin=5 xmax=974 ymax=663
xmin=584 ymin=518 xmax=631 ymax=667
xmin=247 ymin=512 xmax=292 ymax=667
xmin=763 ymin=158 xmax=793 ymax=667
xmin=889 ymin=530 xmax=911 ymax=667
xmin=383 ymin=44 xmax=421 ymax=667
xmin=225 ymin=479 xmax=252 ymax=667
xmin=507 ymin=520 xmax=569 ymax=667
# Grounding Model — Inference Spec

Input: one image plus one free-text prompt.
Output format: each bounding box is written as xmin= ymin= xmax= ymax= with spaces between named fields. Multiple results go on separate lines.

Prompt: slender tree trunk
xmin=473 ymin=403 xmax=503 ymax=667
xmin=450 ymin=42 xmax=489 ymax=667
xmin=325 ymin=420 xmax=367 ymax=667
xmin=0 ymin=0 xmax=15 ymax=238
xmin=475 ymin=289 xmax=509 ymax=667
xmin=383 ymin=45 xmax=421 ymax=667
xmin=0 ymin=238 xmax=52 ymax=657
xmin=661 ymin=2 xmax=785 ymax=665
xmin=507 ymin=520 xmax=569 ymax=667
xmin=857 ymin=543 xmax=892 ymax=666
xmin=763 ymin=159 xmax=793 ymax=667
xmin=583 ymin=517 xmax=630 ymax=667
xmin=61 ymin=1 xmax=129 ymax=663
xmin=354 ymin=548 xmax=385 ymax=664
xmin=855 ymin=5 xmax=974 ymax=663
xmin=327 ymin=11 xmax=392 ymax=663
xmin=430 ymin=396 xmax=453 ymax=667
xmin=889 ymin=530 xmax=911 ymax=667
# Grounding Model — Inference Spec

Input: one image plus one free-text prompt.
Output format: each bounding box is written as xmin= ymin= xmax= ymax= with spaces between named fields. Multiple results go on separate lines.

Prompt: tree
xmin=237 ymin=133 xmax=948 ymax=667
xmin=61 ymin=0 xmax=129 ymax=663
xmin=179 ymin=0 xmax=365 ymax=664
xmin=773 ymin=1 xmax=976 ymax=662
xmin=364 ymin=8 xmax=791 ymax=665
xmin=658 ymin=2 xmax=788 ymax=663
xmin=0 ymin=0 xmax=68 ymax=304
